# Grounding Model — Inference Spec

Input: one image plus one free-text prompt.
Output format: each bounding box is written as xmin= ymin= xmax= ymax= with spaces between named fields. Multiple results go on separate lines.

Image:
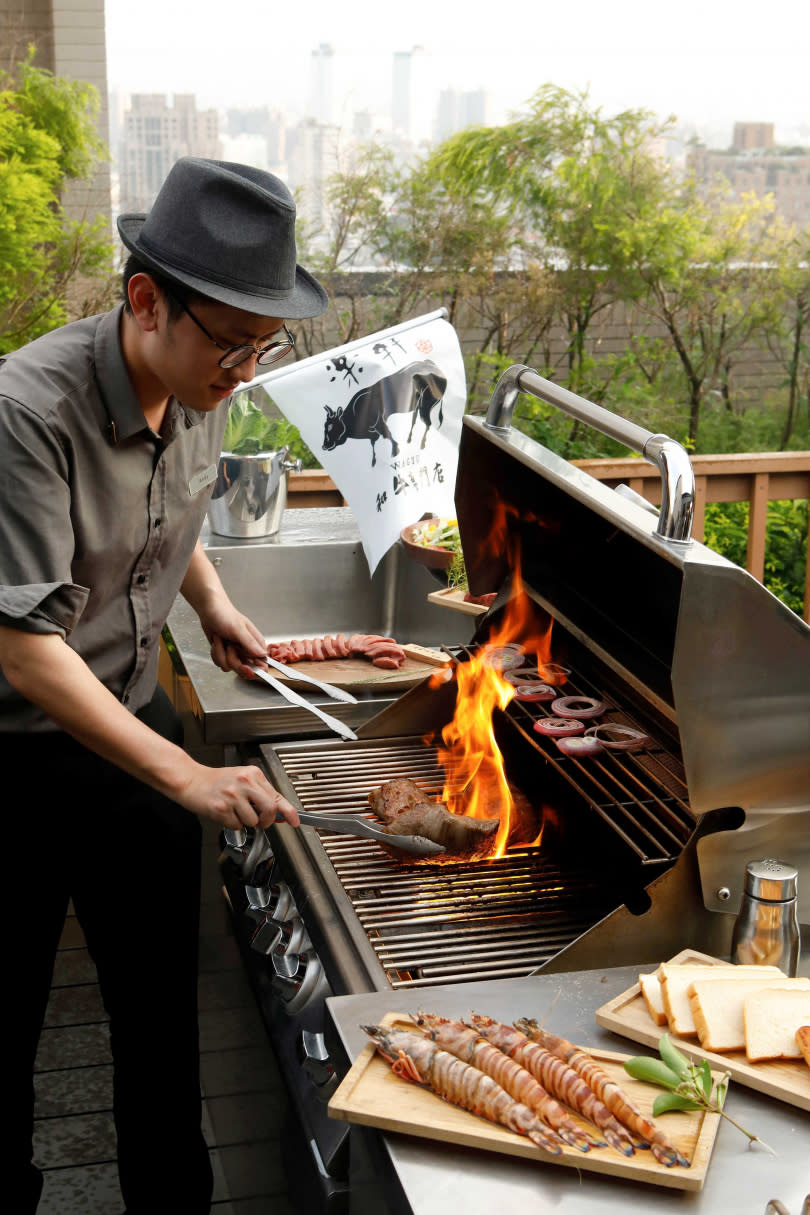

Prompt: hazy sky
xmin=105 ymin=0 xmax=810 ymax=142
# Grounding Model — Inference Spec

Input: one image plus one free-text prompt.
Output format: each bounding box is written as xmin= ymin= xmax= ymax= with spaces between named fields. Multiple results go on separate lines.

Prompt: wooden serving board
xmin=427 ymin=587 xmax=488 ymax=616
xmin=595 ymin=948 xmax=810 ymax=1112
xmin=266 ymin=649 xmax=445 ymax=694
xmin=328 ymin=1014 xmax=720 ymax=1192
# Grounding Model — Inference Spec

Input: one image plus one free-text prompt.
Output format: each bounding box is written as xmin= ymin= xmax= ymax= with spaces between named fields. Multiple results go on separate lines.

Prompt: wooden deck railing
xmin=288 ymin=451 xmax=810 ymax=624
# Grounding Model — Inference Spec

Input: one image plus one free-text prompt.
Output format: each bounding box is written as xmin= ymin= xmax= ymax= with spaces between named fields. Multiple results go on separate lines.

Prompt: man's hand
xmin=198 ymin=596 xmax=267 ymax=679
xmin=176 ymin=760 xmax=300 ymax=830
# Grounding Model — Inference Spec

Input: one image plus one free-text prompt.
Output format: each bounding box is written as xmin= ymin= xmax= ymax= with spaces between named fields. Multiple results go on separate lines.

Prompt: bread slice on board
xmin=796 ymin=1025 xmax=810 ymax=1068
xmin=689 ymin=976 xmax=810 ymax=1052
xmin=744 ymin=989 xmax=810 ymax=1062
xmin=656 ymin=963 xmax=784 ymax=1036
xmin=639 ymin=973 xmax=668 ymax=1026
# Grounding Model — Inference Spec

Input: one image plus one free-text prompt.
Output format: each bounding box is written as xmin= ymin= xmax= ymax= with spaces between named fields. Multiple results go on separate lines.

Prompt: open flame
xmin=428 ymin=549 xmax=556 ymax=859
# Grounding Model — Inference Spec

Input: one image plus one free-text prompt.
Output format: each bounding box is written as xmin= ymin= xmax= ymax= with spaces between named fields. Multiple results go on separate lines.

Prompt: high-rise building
xmin=310 ymin=43 xmax=335 ymax=126
xmin=392 ymin=46 xmax=433 ymax=144
xmin=286 ymin=117 xmax=341 ymax=243
xmin=118 ymin=94 xmax=221 ymax=214
xmin=688 ymin=123 xmax=810 ymax=228
xmin=435 ymin=88 xmax=490 ymax=142
xmin=0 ymin=0 xmax=111 ymax=232
xmin=732 ymin=123 xmax=775 ymax=152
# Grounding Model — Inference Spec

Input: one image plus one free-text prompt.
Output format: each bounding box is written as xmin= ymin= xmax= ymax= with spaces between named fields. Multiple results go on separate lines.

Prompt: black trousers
xmin=3 ymin=686 xmax=213 ymax=1214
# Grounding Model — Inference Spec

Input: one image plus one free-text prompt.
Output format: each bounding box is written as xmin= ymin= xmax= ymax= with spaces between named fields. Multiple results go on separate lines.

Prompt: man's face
xmin=154 ymin=292 xmax=289 ymax=413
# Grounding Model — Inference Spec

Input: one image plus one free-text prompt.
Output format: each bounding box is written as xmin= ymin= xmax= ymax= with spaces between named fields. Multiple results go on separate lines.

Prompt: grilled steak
xmin=368 ymin=777 xmax=427 ymax=823
xmin=384 ymin=803 xmax=499 ymax=855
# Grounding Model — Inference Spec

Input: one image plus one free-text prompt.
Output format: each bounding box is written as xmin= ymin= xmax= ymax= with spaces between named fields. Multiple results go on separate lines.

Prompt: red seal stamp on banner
xmin=415 ymin=338 xmax=433 ymax=354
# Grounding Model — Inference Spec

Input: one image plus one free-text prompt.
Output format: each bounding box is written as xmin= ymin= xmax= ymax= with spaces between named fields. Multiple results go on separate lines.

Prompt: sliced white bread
xmin=639 ymin=973 xmax=668 ymax=1026
xmin=796 ymin=1025 xmax=810 ymax=1069
xmin=656 ymin=963 xmax=784 ymax=1037
xmin=744 ymin=988 xmax=810 ymax=1062
xmin=688 ymin=976 xmax=810 ymax=1052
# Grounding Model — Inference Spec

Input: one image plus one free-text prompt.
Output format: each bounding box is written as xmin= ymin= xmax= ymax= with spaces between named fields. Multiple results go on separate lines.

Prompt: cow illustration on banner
xmin=321 ymin=360 xmax=446 ymax=466
xmin=249 ymin=311 xmax=466 ymax=575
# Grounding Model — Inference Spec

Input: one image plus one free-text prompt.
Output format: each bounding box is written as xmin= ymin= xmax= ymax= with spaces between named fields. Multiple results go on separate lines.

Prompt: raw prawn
xmin=414 ymin=1012 xmax=596 ymax=1152
xmin=362 ymin=1024 xmax=564 ymax=1155
xmin=515 ymin=1019 xmax=690 ymax=1168
xmin=468 ymin=1013 xmax=636 ymax=1158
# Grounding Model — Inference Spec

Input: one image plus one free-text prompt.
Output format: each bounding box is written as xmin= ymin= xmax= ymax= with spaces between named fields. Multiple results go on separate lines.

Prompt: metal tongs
xmin=247 ymin=662 xmax=358 ymax=741
xmin=278 ymin=810 xmax=446 ymax=858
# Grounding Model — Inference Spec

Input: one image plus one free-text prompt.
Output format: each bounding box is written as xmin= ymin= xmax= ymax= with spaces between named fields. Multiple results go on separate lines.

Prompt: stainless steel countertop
xmin=327 ymin=965 xmax=810 ymax=1215
xmin=166 ymin=508 xmax=474 ymax=744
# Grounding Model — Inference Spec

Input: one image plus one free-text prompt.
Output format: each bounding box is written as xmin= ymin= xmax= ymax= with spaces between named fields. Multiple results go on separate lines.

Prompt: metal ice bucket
xmin=207 ymin=448 xmax=303 ymax=539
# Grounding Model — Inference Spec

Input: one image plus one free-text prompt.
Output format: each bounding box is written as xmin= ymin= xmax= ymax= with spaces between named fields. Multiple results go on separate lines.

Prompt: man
xmin=0 ymin=158 xmax=328 ymax=1213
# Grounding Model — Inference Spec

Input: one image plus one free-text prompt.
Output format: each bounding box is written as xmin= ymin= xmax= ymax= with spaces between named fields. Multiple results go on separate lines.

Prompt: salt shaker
xmin=730 ymin=858 xmax=800 ymax=976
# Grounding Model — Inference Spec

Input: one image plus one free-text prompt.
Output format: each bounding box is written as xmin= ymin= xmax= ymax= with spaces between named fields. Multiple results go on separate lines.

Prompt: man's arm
xmin=180 ymin=540 xmax=267 ymax=677
xmin=0 ymin=626 xmax=298 ymax=829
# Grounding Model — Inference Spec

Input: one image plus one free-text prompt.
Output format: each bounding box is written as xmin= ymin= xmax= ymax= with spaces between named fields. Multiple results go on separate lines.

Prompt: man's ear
xmin=127 ymin=273 xmax=163 ymax=332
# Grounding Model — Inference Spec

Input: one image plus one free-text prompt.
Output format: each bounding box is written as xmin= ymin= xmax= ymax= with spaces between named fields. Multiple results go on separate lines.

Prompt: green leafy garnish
xmin=624 ymin=1033 xmax=774 ymax=1154
xmin=222 ymin=393 xmax=280 ymax=456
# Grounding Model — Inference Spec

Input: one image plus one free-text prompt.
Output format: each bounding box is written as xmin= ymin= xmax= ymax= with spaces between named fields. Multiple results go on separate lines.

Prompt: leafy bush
xmin=702 ymin=499 xmax=808 ymax=616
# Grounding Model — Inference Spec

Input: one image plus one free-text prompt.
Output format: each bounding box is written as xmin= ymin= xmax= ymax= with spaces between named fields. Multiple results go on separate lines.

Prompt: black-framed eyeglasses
xmin=171 ymin=293 xmax=295 ymax=369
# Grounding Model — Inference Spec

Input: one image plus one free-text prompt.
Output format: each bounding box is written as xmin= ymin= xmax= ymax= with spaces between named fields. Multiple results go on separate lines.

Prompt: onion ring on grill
xmin=554 ymin=734 xmax=605 ymax=756
xmin=533 ymin=717 xmax=586 ymax=737
xmin=550 ymin=695 xmax=606 ymax=719
xmin=513 ymin=683 xmax=557 ymax=701
xmin=585 ymin=723 xmax=649 ymax=750
xmin=536 ymin=663 xmax=571 ymax=686
xmin=482 ymin=644 xmax=525 ymax=671
xmin=503 ymin=667 xmax=542 ymax=685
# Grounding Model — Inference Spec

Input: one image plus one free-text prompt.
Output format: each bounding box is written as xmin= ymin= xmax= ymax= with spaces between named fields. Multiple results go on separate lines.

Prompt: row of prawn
xmin=363 ymin=1013 xmax=689 ymax=1168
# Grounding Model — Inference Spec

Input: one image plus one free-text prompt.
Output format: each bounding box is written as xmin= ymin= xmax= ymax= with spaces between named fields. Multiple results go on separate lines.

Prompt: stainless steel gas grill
xmin=197 ymin=368 xmax=810 ymax=1214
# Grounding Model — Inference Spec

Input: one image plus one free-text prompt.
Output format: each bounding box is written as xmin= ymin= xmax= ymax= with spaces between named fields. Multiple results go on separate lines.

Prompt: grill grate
xmin=265 ymin=736 xmax=623 ymax=989
xmin=497 ymin=657 xmax=695 ymax=864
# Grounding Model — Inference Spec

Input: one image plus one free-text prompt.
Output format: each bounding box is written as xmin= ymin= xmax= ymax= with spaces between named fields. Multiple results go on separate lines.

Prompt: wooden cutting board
xmin=328 ymin=1013 xmax=720 ymax=1192
xmin=267 ymin=643 xmax=451 ymax=694
xmin=595 ymin=948 xmax=810 ymax=1112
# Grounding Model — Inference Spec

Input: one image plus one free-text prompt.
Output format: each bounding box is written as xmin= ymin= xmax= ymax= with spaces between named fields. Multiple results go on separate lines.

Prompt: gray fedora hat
xmin=117 ymin=157 xmax=329 ymax=319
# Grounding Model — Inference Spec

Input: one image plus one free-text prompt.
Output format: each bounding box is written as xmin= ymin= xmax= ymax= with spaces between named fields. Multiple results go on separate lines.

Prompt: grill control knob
xmin=270 ymin=950 xmax=328 ymax=1014
xmin=264 ymin=881 xmax=297 ymax=923
xmin=297 ymin=1029 xmax=336 ymax=1091
xmin=248 ymin=913 xmax=283 ymax=956
xmin=275 ymin=918 xmax=311 ymax=956
xmin=245 ymin=858 xmax=276 ymax=911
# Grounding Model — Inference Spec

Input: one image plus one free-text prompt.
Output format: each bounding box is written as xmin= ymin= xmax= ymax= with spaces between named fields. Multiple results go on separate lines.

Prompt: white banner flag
xmin=249 ymin=310 xmax=466 ymax=575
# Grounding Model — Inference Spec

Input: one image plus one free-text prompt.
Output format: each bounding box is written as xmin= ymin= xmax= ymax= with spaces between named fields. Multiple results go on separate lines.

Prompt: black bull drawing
xmin=321 ymin=360 xmax=447 ymax=466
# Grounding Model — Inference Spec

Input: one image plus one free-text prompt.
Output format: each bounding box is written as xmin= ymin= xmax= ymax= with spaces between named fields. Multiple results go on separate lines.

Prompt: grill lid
xmin=451 ymin=373 xmax=810 ymax=920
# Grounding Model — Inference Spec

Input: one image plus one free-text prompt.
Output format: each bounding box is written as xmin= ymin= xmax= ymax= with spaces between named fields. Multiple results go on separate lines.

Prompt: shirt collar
xmin=94 ymin=305 xmax=208 ymax=443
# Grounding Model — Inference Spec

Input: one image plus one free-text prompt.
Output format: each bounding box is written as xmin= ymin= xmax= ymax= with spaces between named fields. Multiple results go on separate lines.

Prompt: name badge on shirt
xmin=188 ymin=464 xmax=218 ymax=497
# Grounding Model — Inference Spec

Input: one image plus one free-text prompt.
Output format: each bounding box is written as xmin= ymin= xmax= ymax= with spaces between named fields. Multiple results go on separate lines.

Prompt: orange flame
xmin=429 ymin=551 xmax=556 ymax=859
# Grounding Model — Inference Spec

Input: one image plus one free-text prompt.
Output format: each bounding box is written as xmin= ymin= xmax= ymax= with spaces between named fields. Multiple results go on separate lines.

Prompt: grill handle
xmin=484 ymin=364 xmax=695 ymax=544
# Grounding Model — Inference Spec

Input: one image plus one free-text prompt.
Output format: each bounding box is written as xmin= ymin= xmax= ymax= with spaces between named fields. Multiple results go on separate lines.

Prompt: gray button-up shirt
xmin=0 ymin=305 xmax=228 ymax=730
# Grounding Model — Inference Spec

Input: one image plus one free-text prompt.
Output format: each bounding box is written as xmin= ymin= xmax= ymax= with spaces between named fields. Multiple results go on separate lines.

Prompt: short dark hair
xmin=121 ymin=255 xmax=207 ymax=318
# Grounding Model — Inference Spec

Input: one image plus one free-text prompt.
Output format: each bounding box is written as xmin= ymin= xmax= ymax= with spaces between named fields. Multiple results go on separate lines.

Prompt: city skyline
xmin=104 ymin=0 xmax=810 ymax=147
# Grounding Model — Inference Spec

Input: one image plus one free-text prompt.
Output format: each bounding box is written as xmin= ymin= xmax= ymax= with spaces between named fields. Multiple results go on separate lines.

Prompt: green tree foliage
xmin=0 ymin=51 xmax=113 ymax=353
xmin=433 ymin=86 xmax=681 ymax=398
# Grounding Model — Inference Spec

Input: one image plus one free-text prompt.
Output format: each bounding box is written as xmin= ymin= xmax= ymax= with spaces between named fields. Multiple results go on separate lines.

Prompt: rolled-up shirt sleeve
xmin=0 ymin=396 xmax=90 ymax=638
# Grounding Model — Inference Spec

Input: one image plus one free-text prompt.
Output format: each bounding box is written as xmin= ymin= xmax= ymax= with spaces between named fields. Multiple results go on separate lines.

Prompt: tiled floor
xmin=33 ymin=819 xmax=303 ymax=1214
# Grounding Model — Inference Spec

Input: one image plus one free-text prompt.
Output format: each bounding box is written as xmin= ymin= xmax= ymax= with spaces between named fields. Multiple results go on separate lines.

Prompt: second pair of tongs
xmin=280 ymin=810 xmax=446 ymax=858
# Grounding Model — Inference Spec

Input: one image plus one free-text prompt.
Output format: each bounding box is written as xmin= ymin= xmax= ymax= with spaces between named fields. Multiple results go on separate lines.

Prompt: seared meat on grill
xmin=384 ymin=804 xmax=499 ymax=855
xmin=368 ymin=778 xmax=426 ymax=823
xmin=369 ymin=778 xmax=499 ymax=855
